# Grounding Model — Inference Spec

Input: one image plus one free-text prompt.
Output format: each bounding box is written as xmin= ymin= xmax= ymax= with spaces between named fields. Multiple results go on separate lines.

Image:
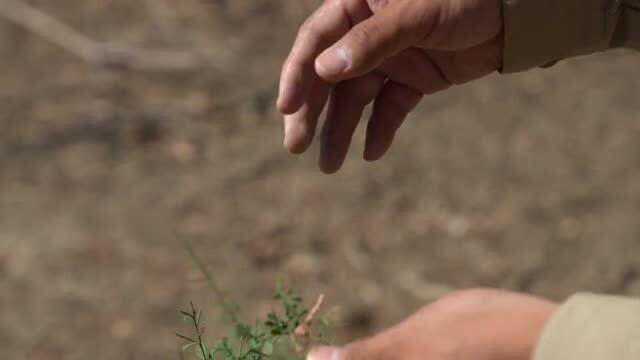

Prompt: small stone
xmin=110 ymin=319 xmax=134 ymax=339
xmin=359 ymin=283 xmax=383 ymax=306
xmin=559 ymin=217 xmax=582 ymax=239
xmin=285 ymin=253 xmax=318 ymax=276
xmin=447 ymin=216 xmax=470 ymax=238
xmin=170 ymin=141 xmax=197 ymax=163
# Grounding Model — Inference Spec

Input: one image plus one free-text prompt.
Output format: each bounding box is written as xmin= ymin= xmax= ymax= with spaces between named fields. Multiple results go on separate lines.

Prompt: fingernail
xmin=316 ymin=46 xmax=350 ymax=78
xmin=308 ymin=346 xmax=342 ymax=360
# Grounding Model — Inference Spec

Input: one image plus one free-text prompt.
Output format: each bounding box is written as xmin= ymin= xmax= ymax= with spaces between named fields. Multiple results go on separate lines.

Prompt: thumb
xmin=307 ymin=340 xmax=392 ymax=360
xmin=314 ymin=0 xmax=441 ymax=83
xmin=307 ymin=346 xmax=343 ymax=360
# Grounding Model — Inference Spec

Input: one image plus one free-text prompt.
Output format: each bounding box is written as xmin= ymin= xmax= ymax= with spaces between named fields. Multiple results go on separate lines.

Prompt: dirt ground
xmin=1 ymin=0 xmax=640 ymax=359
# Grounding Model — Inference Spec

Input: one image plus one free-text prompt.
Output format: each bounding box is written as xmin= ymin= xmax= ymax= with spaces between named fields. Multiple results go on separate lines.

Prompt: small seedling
xmin=178 ymin=244 xmax=332 ymax=360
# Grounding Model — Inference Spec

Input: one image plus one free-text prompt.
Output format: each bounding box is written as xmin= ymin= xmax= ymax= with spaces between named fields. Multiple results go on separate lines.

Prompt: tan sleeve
xmin=534 ymin=293 xmax=640 ymax=360
xmin=502 ymin=0 xmax=640 ymax=73
xmin=612 ymin=1 xmax=640 ymax=47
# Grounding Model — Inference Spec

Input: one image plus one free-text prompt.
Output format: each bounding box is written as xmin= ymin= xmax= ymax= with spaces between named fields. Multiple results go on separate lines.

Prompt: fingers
xmin=359 ymin=40 xmax=502 ymax=162
xmin=378 ymin=48 xmax=451 ymax=95
xmin=315 ymin=0 xmax=441 ymax=82
xmin=360 ymin=48 xmax=449 ymax=162
xmin=364 ymin=81 xmax=422 ymax=161
xmin=319 ymin=73 xmax=385 ymax=174
xmin=277 ymin=0 xmax=372 ymax=115
xmin=316 ymin=48 xmax=453 ymax=170
xmin=283 ymin=77 xmax=330 ymax=154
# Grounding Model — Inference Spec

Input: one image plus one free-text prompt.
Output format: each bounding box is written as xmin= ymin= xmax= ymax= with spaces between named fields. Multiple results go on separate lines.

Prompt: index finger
xmin=277 ymin=0 xmax=372 ymax=114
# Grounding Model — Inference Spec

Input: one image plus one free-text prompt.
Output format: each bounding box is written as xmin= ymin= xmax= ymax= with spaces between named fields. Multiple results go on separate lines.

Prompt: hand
xmin=308 ymin=289 xmax=558 ymax=360
xmin=277 ymin=0 xmax=503 ymax=173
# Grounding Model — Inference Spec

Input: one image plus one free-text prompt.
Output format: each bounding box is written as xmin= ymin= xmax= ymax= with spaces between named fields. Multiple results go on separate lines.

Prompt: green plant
xmin=178 ymin=244 xmax=331 ymax=360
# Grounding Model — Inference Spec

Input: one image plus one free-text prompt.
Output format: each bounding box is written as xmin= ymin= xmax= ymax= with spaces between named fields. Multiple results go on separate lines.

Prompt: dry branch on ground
xmin=0 ymin=0 xmax=225 ymax=71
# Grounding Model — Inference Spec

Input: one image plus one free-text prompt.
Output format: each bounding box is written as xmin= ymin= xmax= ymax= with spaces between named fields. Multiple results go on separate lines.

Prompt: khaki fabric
xmin=534 ymin=293 xmax=640 ymax=360
xmin=613 ymin=3 xmax=640 ymax=47
xmin=502 ymin=0 xmax=640 ymax=72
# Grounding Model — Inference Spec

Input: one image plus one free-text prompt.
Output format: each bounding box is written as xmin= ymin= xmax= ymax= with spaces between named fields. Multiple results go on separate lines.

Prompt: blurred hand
xmin=277 ymin=0 xmax=502 ymax=173
xmin=308 ymin=289 xmax=557 ymax=360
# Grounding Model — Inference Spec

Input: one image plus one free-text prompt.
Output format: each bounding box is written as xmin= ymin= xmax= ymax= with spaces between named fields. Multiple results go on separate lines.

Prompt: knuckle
xmin=282 ymin=55 xmax=297 ymax=74
xmin=346 ymin=78 xmax=382 ymax=105
xmin=297 ymin=15 xmax=334 ymax=49
xmin=349 ymin=22 xmax=380 ymax=52
xmin=348 ymin=20 xmax=399 ymax=67
xmin=361 ymin=80 xmax=384 ymax=101
xmin=298 ymin=17 xmax=316 ymax=37
xmin=429 ymin=52 xmax=459 ymax=85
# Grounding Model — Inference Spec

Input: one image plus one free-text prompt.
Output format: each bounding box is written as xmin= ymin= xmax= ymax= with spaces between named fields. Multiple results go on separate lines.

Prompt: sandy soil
xmin=1 ymin=1 xmax=640 ymax=358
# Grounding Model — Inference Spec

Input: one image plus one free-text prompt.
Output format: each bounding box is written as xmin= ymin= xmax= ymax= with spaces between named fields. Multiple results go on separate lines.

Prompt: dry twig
xmin=291 ymin=294 xmax=325 ymax=354
xmin=295 ymin=294 xmax=325 ymax=338
xmin=0 ymin=0 xmax=224 ymax=71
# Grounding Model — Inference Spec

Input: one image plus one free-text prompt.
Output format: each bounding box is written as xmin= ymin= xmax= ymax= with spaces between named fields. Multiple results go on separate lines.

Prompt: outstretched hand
xmin=277 ymin=0 xmax=503 ymax=173
xmin=308 ymin=289 xmax=557 ymax=360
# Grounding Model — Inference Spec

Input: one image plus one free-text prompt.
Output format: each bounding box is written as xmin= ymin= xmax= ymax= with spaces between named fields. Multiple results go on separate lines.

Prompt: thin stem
xmin=190 ymin=302 xmax=210 ymax=360
xmin=185 ymin=242 xmax=240 ymax=323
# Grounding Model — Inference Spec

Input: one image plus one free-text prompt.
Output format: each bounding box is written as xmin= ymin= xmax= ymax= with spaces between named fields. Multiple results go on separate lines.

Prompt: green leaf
xmin=320 ymin=317 xmax=330 ymax=327
xmin=235 ymin=323 xmax=252 ymax=340
xmin=262 ymin=341 xmax=274 ymax=356
xmin=182 ymin=342 xmax=198 ymax=352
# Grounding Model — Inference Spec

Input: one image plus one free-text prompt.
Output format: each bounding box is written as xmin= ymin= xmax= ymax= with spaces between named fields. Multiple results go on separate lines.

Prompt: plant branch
xmin=191 ymin=302 xmax=210 ymax=360
xmin=0 ymin=0 xmax=224 ymax=71
xmin=185 ymin=241 xmax=240 ymax=323
xmin=294 ymin=294 xmax=324 ymax=338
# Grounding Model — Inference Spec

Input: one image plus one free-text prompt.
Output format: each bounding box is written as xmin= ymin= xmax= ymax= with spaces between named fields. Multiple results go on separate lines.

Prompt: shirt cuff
xmin=534 ymin=293 xmax=640 ymax=360
xmin=612 ymin=1 xmax=640 ymax=47
xmin=502 ymin=0 xmax=621 ymax=73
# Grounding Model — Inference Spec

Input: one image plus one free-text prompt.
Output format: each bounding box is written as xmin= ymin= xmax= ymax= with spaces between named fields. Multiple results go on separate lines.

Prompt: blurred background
xmin=1 ymin=0 xmax=640 ymax=358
